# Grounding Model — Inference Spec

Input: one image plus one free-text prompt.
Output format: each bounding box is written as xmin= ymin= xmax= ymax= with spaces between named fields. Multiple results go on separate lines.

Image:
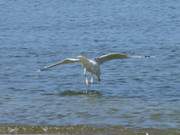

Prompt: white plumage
xmin=41 ymin=53 xmax=128 ymax=86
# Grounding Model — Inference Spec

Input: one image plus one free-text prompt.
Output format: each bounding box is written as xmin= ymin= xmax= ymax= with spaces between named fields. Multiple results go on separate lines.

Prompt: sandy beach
xmin=0 ymin=125 xmax=179 ymax=135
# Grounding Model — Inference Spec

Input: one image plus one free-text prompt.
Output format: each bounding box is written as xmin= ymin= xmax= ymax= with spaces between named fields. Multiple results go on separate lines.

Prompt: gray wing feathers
xmin=95 ymin=53 xmax=128 ymax=64
xmin=40 ymin=58 xmax=79 ymax=71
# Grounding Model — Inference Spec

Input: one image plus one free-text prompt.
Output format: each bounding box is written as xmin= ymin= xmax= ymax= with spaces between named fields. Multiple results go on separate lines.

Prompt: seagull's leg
xmin=83 ymin=68 xmax=87 ymax=84
xmin=84 ymin=68 xmax=87 ymax=83
xmin=90 ymin=74 xmax=94 ymax=84
xmin=83 ymin=68 xmax=89 ymax=93
xmin=85 ymin=75 xmax=93 ymax=94
xmin=85 ymin=76 xmax=89 ymax=86
xmin=84 ymin=68 xmax=86 ymax=76
xmin=85 ymin=76 xmax=89 ymax=94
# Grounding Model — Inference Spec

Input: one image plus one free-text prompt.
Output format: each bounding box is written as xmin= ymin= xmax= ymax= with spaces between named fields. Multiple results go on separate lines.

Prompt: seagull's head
xmin=77 ymin=55 xmax=88 ymax=63
xmin=77 ymin=55 xmax=85 ymax=60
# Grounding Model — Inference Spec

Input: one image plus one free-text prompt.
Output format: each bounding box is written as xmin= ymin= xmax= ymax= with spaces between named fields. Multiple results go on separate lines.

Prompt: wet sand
xmin=0 ymin=125 xmax=179 ymax=135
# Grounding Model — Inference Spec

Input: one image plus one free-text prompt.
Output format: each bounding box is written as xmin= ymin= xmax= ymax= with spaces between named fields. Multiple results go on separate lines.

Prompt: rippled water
xmin=0 ymin=0 xmax=180 ymax=129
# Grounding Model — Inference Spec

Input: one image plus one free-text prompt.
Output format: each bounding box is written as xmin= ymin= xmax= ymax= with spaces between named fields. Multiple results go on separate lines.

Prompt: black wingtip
xmin=145 ymin=55 xmax=151 ymax=58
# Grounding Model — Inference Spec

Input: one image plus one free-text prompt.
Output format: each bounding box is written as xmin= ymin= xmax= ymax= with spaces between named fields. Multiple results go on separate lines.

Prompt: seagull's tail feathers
xmin=40 ymin=58 xmax=80 ymax=71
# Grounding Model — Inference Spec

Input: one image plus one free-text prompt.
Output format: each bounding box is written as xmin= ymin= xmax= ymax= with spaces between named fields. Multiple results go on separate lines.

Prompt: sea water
xmin=0 ymin=0 xmax=180 ymax=129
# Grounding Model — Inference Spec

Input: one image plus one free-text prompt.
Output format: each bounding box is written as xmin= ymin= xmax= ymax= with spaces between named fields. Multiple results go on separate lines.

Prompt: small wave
xmin=44 ymin=90 xmax=102 ymax=97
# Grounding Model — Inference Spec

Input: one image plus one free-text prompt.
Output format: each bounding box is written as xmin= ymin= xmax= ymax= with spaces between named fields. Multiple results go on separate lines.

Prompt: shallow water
xmin=0 ymin=0 xmax=180 ymax=129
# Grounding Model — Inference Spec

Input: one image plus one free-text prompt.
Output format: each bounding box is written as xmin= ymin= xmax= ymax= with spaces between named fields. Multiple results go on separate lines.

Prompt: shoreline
xmin=0 ymin=124 xmax=179 ymax=134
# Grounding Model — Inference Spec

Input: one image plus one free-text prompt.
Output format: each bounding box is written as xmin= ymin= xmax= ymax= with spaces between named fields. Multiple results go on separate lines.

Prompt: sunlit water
xmin=0 ymin=0 xmax=180 ymax=129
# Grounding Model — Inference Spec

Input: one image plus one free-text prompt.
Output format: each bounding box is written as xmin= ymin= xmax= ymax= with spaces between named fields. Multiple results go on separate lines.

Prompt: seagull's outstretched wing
xmin=40 ymin=58 xmax=79 ymax=71
xmin=95 ymin=53 xmax=128 ymax=64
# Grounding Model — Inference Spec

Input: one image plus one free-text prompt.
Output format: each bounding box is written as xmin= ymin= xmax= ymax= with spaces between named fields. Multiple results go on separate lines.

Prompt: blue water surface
xmin=0 ymin=0 xmax=180 ymax=128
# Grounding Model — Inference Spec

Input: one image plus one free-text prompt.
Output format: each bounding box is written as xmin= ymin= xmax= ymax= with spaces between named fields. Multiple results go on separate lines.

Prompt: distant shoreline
xmin=0 ymin=124 xmax=179 ymax=135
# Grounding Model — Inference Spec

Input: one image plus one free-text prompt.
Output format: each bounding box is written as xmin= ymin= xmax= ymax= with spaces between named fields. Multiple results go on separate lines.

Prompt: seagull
xmin=40 ymin=53 xmax=129 ymax=87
